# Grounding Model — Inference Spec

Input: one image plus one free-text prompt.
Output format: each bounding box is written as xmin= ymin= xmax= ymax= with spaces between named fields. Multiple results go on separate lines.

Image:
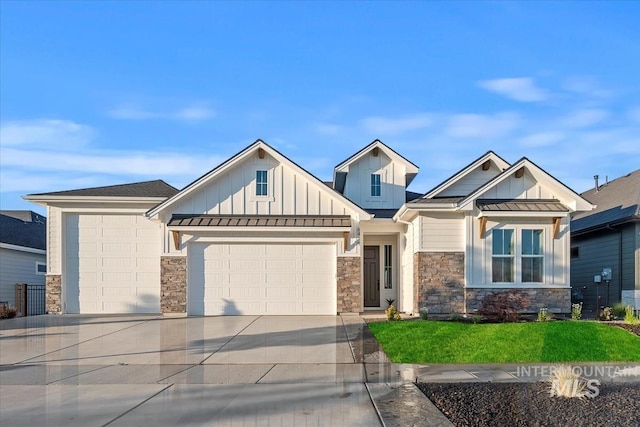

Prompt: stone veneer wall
xmin=337 ymin=256 xmax=361 ymax=313
xmin=46 ymin=274 xmax=62 ymax=314
xmin=161 ymin=256 xmax=187 ymax=314
xmin=414 ymin=252 xmax=465 ymax=314
xmin=466 ymin=288 xmax=571 ymax=314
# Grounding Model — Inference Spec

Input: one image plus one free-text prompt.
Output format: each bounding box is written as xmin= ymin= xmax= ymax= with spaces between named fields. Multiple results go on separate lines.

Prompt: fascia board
xmin=23 ymin=195 xmax=167 ymax=205
xmin=0 ymin=242 xmax=46 ymax=255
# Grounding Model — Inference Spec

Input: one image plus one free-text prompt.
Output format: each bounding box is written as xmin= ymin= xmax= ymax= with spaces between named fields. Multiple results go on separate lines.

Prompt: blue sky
xmin=1 ymin=1 xmax=639 ymax=215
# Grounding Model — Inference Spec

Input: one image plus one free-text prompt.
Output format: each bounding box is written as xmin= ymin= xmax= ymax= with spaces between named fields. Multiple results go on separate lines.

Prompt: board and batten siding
xmin=419 ymin=213 xmax=465 ymax=252
xmin=400 ymin=217 xmax=418 ymax=313
xmin=437 ymin=164 xmax=502 ymax=197
xmin=466 ymin=216 xmax=569 ymax=287
xmin=0 ymin=248 xmax=46 ymax=307
xmin=342 ymin=150 xmax=406 ymax=209
xmin=478 ymin=170 xmax=556 ymax=200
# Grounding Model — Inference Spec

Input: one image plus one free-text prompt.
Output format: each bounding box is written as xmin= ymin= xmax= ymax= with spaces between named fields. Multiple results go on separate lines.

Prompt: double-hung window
xmin=371 ymin=174 xmax=381 ymax=197
xmin=491 ymin=228 xmax=544 ymax=283
xmin=256 ymin=170 xmax=268 ymax=196
xmin=492 ymin=229 xmax=514 ymax=282
xmin=521 ymin=229 xmax=543 ymax=283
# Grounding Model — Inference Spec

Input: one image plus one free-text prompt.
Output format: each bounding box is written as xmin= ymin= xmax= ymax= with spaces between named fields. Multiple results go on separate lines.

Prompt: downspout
xmin=607 ymin=224 xmax=623 ymax=304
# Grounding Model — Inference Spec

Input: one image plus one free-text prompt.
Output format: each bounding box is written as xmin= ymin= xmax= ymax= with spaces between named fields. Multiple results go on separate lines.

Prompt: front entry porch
xmin=362 ymin=235 xmax=399 ymax=310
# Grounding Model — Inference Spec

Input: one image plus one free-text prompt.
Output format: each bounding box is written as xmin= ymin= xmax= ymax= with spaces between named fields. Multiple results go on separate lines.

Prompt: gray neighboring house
xmin=0 ymin=210 xmax=47 ymax=307
xmin=571 ymin=170 xmax=640 ymax=312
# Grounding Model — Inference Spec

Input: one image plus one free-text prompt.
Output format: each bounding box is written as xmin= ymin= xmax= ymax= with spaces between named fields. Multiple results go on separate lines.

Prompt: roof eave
xmin=23 ymin=195 xmax=169 ymax=206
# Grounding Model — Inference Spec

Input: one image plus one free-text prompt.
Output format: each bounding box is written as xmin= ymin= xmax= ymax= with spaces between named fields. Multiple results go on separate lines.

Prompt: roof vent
xmin=594 ymin=175 xmax=599 ymax=192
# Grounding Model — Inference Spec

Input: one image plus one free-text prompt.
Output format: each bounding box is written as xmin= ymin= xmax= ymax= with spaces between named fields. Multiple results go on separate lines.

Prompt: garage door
xmin=188 ymin=243 xmax=336 ymax=315
xmin=64 ymin=214 xmax=160 ymax=313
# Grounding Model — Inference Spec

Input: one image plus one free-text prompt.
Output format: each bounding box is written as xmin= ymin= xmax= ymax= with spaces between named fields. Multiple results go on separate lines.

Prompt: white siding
xmin=438 ymin=164 xmax=502 ymax=197
xmin=343 ymin=151 xmax=406 ymax=209
xmin=401 ymin=219 xmax=417 ymax=314
xmin=0 ymin=248 xmax=46 ymax=307
xmin=467 ymin=216 xmax=569 ymax=287
xmin=478 ymin=170 xmax=555 ymax=200
xmin=48 ymin=206 xmax=62 ymax=274
xmin=419 ymin=213 xmax=465 ymax=252
xmin=172 ymin=152 xmax=354 ymax=217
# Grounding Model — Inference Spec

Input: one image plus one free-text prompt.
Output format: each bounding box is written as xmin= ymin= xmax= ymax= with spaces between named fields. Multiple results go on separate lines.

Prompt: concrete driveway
xmin=0 ymin=314 xmax=383 ymax=426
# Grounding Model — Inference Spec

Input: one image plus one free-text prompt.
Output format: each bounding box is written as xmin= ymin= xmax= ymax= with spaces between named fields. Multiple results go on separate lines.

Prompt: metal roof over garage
xmin=168 ymin=214 xmax=352 ymax=228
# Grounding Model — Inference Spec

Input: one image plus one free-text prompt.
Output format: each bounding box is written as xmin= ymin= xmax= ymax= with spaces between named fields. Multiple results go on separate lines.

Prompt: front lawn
xmin=368 ymin=321 xmax=640 ymax=363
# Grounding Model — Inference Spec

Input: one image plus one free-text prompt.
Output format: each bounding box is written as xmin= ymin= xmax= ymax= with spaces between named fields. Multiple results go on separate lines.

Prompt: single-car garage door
xmin=64 ymin=214 xmax=161 ymax=313
xmin=188 ymin=243 xmax=336 ymax=315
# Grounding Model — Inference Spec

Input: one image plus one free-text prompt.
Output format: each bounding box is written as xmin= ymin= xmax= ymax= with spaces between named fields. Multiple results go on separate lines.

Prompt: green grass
xmin=368 ymin=321 xmax=640 ymax=363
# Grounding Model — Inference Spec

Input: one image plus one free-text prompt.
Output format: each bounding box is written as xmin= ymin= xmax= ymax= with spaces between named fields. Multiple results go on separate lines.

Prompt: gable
xmin=148 ymin=140 xmax=369 ymax=221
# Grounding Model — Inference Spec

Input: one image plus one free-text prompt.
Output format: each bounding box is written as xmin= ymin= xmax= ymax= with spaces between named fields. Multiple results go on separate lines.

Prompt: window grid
xmin=256 ymin=170 xmax=268 ymax=196
xmin=522 ymin=229 xmax=544 ymax=283
xmin=492 ymin=229 xmax=514 ymax=283
xmin=384 ymin=245 xmax=392 ymax=289
xmin=371 ymin=174 xmax=381 ymax=197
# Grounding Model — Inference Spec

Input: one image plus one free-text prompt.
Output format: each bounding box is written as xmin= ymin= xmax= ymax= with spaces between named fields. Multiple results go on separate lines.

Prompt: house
xmin=0 ymin=210 xmax=47 ymax=308
xmin=24 ymin=139 xmax=594 ymax=316
xmin=570 ymin=170 xmax=640 ymax=312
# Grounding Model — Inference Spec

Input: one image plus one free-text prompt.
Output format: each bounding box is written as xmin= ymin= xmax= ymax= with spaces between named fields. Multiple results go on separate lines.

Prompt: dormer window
xmin=256 ymin=170 xmax=268 ymax=196
xmin=371 ymin=174 xmax=381 ymax=197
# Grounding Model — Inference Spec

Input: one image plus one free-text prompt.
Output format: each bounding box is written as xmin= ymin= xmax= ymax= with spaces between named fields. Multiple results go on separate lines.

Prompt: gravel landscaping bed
xmin=418 ymin=382 xmax=640 ymax=427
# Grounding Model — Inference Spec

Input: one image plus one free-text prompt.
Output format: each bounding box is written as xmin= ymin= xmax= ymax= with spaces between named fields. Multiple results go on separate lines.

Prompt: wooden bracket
xmin=479 ymin=217 xmax=488 ymax=239
xmin=515 ymin=167 xmax=525 ymax=178
xmin=372 ymin=146 xmax=379 ymax=157
xmin=258 ymin=147 xmax=265 ymax=159
xmin=481 ymin=159 xmax=491 ymax=171
xmin=343 ymin=231 xmax=350 ymax=251
xmin=171 ymin=230 xmax=180 ymax=250
xmin=552 ymin=217 xmax=561 ymax=239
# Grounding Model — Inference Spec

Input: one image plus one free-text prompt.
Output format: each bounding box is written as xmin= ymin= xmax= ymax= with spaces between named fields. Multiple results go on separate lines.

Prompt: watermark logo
xmin=549 ymin=378 xmax=600 ymax=399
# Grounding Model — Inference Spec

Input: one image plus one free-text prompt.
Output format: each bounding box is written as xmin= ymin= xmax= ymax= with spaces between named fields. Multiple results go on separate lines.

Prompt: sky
xmin=1 ymin=1 xmax=639 ymax=215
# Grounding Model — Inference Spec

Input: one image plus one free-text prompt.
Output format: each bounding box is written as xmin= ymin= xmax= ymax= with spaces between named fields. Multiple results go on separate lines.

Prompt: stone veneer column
xmin=413 ymin=252 xmax=465 ymax=314
xmin=45 ymin=275 xmax=62 ymax=314
xmin=161 ymin=256 xmax=187 ymax=314
xmin=465 ymin=288 xmax=571 ymax=314
xmin=337 ymin=257 xmax=361 ymax=313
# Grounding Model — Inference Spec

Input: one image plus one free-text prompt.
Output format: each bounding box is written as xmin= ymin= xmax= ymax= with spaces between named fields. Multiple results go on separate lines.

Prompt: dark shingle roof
xmin=168 ymin=214 xmax=351 ymax=228
xmin=477 ymin=199 xmax=569 ymax=213
xmin=366 ymin=209 xmax=400 ymax=219
xmin=28 ymin=180 xmax=178 ymax=198
xmin=405 ymin=191 xmax=423 ymax=202
xmin=407 ymin=196 xmax=465 ymax=205
xmin=0 ymin=211 xmax=46 ymax=250
xmin=572 ymin=169 xmax=640 ymax=233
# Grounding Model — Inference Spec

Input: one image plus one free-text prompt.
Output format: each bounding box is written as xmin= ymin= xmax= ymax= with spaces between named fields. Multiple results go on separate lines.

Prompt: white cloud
xmin=0 ymin=119 xmax=94 ymax=148
xmin=360 ymin=113 xmax=433 ymax=135
xmin=108 ymin=104 xmax=216 ymax=122
xmin=445 ymin=113 xmax=520 ymax=138
xmin=560 ymin=109 xmax=609 ymax=128
xmin=519 ymin=132 xmax=564 ymax=148
xmin=478 ymin=77 xmax=548 ymax=102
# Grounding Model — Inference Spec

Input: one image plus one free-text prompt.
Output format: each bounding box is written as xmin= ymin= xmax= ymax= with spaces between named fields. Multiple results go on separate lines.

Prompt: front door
xmin=364 ymin=246 xmax=380 ymax=307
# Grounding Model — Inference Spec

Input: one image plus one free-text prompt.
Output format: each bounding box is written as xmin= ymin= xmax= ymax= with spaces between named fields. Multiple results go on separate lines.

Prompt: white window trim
xmin=371 ymin=173 xmax=381 ymax=198
xmin=489 ymin=225 xmax=547 ymax=286
xmin=35 ymin=261 xmax=47 ymax=275
xmin=250 ymin=168 xmax=275 ymax=202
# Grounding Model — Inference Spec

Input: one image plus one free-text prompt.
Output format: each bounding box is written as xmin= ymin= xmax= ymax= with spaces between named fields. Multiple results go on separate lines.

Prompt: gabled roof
xmin=457 ymin=157 xmax=594 ymax=212
xmin=0 ymin=210 xmax=46 ymax=251
xmin=333 ymin=140 xmax=419 ymax=193
xmin=572 ymin=169 xmax=640 ymax=234
xmin=26 ymin=180 xmax=178 ymax=198
xmin=146 ymin=139 xmax=371 ymax=219
xmin=420 ymin=151 xmax=510 ymax=199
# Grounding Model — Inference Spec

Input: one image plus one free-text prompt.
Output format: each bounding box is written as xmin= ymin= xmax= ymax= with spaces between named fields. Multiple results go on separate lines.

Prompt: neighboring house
xmin=0 ymin=210 xmax=47 ymax=307
xmin=571 ymin=170 xmax=640 ymax=312
xmin=25 ymin=140 xmax=593 ymax=316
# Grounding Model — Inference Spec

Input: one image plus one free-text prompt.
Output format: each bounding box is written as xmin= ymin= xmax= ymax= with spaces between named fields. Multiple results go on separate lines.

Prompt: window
xmin=256 ymin=170 xmax=268 ymax=196
xmin=571 ymin=247 xmax=579 ymax=259
xmin=371 ymin=174 xmax=381 ymax=197
xmin=384 ymin=245 xmax=393 ymax=289
xmin=35 ymin=262 xmax=47 ymax=275
xmin=492 ymin=229 xmax=514 ymax=282
xmin=522 ymin=229 xmax=543 ymax=283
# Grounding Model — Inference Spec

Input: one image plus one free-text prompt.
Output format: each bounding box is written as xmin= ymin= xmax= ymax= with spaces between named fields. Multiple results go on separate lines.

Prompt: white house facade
xmin=25 ymin=140 xmax=594 ymax=316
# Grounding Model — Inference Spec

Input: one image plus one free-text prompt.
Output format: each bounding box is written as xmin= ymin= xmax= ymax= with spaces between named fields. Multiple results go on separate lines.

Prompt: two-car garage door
xmin=188 ymin=243 xmax=336 ymax=315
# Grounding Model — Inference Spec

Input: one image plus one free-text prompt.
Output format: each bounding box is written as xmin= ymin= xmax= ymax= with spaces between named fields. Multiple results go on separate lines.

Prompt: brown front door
xmin=364 ymin=246 xmax=380 ymax=307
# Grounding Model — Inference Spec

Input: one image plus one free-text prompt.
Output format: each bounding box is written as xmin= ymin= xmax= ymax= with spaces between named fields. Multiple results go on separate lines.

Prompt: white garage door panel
xmin=189 ymin=243 xmax=336 ymax=315
xmin=65 ymin=214 xmax=161 ymax=314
